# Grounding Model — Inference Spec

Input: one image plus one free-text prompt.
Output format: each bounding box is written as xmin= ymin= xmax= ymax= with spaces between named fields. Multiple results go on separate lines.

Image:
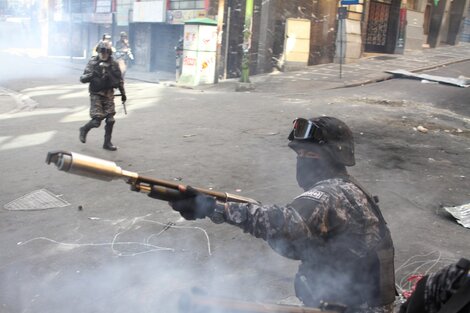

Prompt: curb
xmin=409 ymin=56 xmax=470 ymax=73
xmin=340 ymin=74 xmax=394 ymax=88
xmin=340 ymin=56 xmax=470 ymax=89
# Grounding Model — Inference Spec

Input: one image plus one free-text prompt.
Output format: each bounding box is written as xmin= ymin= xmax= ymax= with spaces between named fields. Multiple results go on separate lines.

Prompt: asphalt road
xmin=0 ymin=57 xmax=469 ymax=313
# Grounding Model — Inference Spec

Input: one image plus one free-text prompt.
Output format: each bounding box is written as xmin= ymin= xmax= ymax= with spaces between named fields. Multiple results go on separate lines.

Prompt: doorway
xmin=365 ymin=0 xmax=401 ymax=53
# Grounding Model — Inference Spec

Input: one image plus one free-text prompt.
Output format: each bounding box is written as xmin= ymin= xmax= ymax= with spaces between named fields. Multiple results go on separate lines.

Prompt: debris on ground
xmin=386 ymin=69 xmax=470 ymax=87
xmin=444 ymin=203 xmax=470 ymax=228
xmin=402 ymin=274 xmax=425 ymax=299
xmin=458 ymin=75 xmax=470 ymax=85
xmin=416 ymin=125 xmax=428 ymax=133
xmin=395 ymin=250 xmax=453 ymax=304
xmin=421 ymin=79 xmax=438 ymax=84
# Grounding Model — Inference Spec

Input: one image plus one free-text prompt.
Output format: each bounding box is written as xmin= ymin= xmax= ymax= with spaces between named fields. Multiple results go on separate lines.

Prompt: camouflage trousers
xmin=89 ymin=93 xmax=115 ymax=120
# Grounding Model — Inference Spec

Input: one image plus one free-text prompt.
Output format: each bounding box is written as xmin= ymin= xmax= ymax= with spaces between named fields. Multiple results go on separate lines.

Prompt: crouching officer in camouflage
xmin=164 ymin=116 xmax=396 ymax=313
xmin=79 ymin=41 xmax=126 ymax=151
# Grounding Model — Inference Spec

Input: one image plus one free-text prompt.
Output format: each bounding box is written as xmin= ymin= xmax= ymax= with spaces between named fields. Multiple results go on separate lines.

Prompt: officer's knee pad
xmin=105 ymin=117 xmax=115 ymax=125
xmin=90 ymin=118 xmax=102 ymax=128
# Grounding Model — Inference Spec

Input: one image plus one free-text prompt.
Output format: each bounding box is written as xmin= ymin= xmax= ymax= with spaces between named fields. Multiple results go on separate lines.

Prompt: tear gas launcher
xmin=45 ymin=151 xmax=260 ymax=205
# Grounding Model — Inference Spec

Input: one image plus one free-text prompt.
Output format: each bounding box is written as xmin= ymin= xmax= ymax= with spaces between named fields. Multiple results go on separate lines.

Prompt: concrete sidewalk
xmin=200 ymin=42 xmax=470 ymax=93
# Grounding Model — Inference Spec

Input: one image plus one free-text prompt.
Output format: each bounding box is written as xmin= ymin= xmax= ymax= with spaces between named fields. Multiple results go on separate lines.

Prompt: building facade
xmin=23 ymin=0 xmax=470 ymax=79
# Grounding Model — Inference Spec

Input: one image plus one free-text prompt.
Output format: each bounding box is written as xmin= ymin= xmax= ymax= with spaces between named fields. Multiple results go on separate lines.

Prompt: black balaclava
xmin=293 ymin=144 xmax=347 ymax=191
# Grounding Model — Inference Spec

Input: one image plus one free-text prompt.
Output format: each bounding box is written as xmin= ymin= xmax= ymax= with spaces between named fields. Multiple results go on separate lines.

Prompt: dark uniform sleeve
xmin=224 ymin=188 xmax=348 ymax=259
xmin=80 ymin=59 xmax=96 ymax=83
xmin=224 ymin=202 xmax=311 ymax=241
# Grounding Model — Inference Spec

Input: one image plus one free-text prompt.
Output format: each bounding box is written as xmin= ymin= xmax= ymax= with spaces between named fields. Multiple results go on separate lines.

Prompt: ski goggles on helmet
xmin=288 ymin=118 xmax=324 ymax=143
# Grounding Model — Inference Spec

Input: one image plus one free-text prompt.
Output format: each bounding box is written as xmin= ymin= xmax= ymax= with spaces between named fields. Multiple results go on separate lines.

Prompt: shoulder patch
xmin=295 ymin=190 xmax=327 ymax=201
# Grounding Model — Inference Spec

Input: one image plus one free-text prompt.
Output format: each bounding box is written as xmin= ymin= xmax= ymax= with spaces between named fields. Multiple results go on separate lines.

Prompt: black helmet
xmin=96 ymin=40 xmax=113 ymax=55
xmin=288 ymin=116 xmax=355 ymax=166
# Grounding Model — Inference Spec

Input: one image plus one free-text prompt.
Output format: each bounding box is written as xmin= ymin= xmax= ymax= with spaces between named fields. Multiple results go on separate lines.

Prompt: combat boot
xmin=79 ymin=125 xmax=91 ymax=143
xmin=79 ymin=118 xmax=102 ymax=143
xmin=79 ymin=119 xmax=101 ymax=143
xmin=103 ymin=139 xmax=117 ymax=151
xmin=103 ymin=122 xmax=117 ymax=151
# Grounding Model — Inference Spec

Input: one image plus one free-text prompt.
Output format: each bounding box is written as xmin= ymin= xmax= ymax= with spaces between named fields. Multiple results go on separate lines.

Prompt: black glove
xmin=80 ymin=73 xmax=94 ymax=83
xmin=169 ymin=186 xmax=216 ymax=220
xmin=121 ymin=94 xmax=127 ymax=102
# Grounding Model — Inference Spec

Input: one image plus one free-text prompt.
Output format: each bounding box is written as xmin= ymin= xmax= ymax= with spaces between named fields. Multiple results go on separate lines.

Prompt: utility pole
xmin=69 ymin=0 xmax=73 ymax=62
xmin=337 ymin=5 xmax=348 ymax=78
xmin=223 ymin=6 xmax=231 ymax=80
xmin=111 ymin=0 xmax=116 ymax=42
xmin=240 ymin=0 xmax=253 ymax=83
xmin=215 ymin=0 xmax=225 ymax=84
xmin=112 ymin=12 xmax=116 ymax=42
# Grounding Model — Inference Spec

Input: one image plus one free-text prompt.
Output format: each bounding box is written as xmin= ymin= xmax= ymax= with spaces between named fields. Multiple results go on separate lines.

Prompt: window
xmin=169 ymin=0 xmax=205 ymax=10
xmin=406 ymin=0 xmax=423 ymax=11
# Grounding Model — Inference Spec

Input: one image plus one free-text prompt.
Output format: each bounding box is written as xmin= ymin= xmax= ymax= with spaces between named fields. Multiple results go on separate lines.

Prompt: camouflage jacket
xmin=80 ymin=56 xmax=124 ymax=97
xmin=224 ymin=177 xmax=395 ymax=307
xmin=225 ymin=178 xmax=385 ymax=260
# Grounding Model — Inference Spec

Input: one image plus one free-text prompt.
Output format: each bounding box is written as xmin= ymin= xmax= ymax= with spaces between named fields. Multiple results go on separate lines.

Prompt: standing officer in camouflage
xmin=79 ymin=41 xmax=126 ymax=151
xmin=115 ymin=31 xmax=134 ymax=78
xmin=164 ymin=116 xmax=396 ymax=313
